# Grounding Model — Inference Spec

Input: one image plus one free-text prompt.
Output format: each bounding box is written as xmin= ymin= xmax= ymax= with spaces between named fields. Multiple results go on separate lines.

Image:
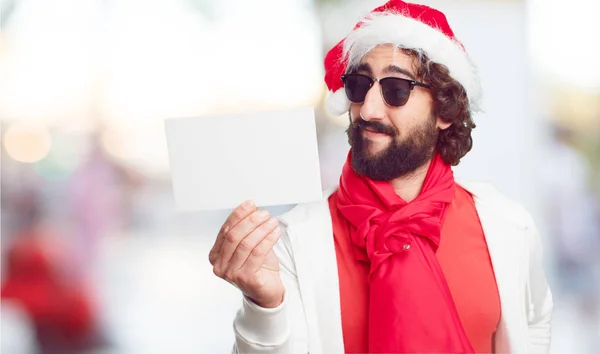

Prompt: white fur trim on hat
xmin=326 ymin=89 xmax=351 ymax=116
xmin=342 ymin=12 xmax=482 ymax=112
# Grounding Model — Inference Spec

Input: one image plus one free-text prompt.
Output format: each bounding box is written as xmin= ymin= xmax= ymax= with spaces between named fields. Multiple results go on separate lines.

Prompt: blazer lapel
xmin=279 ymin=192 xmax=345 ymax=354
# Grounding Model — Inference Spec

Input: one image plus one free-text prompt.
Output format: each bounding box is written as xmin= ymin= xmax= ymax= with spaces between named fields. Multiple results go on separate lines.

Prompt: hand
xmin=209 ymin=200 xmax=284 ymax=308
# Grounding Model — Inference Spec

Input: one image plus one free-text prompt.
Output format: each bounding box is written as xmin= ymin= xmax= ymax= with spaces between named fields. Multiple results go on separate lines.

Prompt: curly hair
xmin=405 ymin=48 xmax=476 ymax=166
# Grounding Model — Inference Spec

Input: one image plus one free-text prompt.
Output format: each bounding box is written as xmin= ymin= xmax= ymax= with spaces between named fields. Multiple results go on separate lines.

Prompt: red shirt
xmin=330 ymin=185 xmax=501 ymax=353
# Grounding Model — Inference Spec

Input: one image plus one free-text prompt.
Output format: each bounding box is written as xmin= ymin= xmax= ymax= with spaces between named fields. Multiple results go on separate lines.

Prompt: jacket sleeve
xmin=232 ymin=226 xmax=308 ymax=354
xmin=525 ymin=224 xmax=554 ymax=354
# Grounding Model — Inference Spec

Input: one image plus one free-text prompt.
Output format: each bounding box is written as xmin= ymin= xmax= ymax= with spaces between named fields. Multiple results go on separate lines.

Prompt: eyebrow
xmin=384 ymin=65 xmax=416 ymax=80
xmin=355 ymin=63 xmax=416 ymax=80
xmin=355 ymin=63 xmax=373 ymax=75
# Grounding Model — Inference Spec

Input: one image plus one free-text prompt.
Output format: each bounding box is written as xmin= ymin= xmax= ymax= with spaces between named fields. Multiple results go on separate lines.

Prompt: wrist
xmin=250 ymin=292 xmax=284 ymax=309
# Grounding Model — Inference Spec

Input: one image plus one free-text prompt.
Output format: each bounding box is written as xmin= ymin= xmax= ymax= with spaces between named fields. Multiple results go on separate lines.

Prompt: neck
xmin=390 ymin=159 xmax=432 ymax=203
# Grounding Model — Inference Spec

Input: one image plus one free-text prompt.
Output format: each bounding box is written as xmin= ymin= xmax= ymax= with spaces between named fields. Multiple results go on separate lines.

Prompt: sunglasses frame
xmin=340 ymin=73 xmax=431 ymax=107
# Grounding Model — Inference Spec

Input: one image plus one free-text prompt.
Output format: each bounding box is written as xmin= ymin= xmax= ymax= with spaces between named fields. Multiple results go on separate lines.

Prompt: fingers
xmin=241 ymin=227 xmax=281 ymax=274
xmin=217 ymin=209 xmax=271 ymax=270
xmin=226 ymin=216 xmax=279 ymax=272
xmin=209 ymin=200 xmax=256 ymax=265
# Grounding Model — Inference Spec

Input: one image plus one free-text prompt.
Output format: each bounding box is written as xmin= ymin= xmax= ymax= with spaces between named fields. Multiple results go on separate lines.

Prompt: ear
xmin=436 ymin=117 xmax=451 ymax=130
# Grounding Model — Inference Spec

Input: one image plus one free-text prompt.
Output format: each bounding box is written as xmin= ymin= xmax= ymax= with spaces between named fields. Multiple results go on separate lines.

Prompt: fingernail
xmin=252 ymin=210 xmax=269 ymax=223
xmin=273 ymin=227 xmax=281 ymax=236
xmin=243 ymin=200 xmax=255 ymax=209
xmin=267 ymin=217 xmax=278 ymax=225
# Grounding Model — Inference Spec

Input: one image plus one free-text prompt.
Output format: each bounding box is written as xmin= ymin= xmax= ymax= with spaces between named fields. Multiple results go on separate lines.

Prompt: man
xmin=209 ymin=1 xmax=553 ymax=353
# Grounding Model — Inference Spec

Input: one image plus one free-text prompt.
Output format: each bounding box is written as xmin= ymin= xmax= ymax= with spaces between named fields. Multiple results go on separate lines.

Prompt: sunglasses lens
xmin=343 ymin=74 xmax=371 ymax=103
xmin=381 ymin=78 xmax=411 ymax=107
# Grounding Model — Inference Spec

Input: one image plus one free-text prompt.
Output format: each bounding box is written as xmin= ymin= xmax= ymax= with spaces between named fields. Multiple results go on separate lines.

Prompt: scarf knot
xmin=353 ymin=211 xmax=415 ymax=277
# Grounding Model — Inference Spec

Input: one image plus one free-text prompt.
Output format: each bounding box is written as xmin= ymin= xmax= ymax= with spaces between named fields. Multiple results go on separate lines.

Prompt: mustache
xmin=352 ymin=119 xmax=399 ymax=136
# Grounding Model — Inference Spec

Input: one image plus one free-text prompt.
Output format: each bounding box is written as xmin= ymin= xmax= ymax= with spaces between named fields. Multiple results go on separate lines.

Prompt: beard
xmin=346 ymin=113 xmax=439 ymax=181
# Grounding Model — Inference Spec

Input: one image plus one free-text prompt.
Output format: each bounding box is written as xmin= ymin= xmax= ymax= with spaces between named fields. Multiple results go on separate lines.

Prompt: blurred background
xmin=1 ymin=0 xmax=599 ymax=353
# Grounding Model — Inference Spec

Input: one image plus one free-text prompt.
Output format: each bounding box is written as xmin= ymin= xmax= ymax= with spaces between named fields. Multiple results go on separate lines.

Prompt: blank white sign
xmin=165 ymin=107 xmax=323 ymax=212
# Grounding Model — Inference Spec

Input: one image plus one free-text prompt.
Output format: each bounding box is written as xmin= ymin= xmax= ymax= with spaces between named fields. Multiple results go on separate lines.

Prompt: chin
xmin=364 ymin=139 xmax=389 ymax=156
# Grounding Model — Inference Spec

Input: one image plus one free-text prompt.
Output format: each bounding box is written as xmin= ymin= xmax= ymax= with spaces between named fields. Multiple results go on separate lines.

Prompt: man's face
xmin=346 ymin=45 xmax=449 ymax=181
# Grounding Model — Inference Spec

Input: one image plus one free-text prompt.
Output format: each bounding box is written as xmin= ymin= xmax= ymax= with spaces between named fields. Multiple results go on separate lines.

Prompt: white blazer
xmin=232 ymin=181 xmax=553 ymax=354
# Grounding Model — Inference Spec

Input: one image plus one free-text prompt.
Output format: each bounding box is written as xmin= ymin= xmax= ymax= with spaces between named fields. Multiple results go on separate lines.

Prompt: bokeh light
xmin=3 ymin=121 xmax=52 ymax=163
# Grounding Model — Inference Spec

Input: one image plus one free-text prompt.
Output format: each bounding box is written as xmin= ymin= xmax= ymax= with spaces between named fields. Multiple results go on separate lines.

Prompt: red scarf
xmin=335 ymin=151 xmax=474 ymax=353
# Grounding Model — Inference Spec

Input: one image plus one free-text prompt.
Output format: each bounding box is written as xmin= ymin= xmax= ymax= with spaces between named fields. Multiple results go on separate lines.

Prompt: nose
xmin=359 ymin=81 xmax=386 ymax=122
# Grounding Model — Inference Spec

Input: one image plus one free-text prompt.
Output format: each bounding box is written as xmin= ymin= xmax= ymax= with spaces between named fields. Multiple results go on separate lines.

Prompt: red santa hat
xmin=324 ymin=0 xmax=481 ymax=116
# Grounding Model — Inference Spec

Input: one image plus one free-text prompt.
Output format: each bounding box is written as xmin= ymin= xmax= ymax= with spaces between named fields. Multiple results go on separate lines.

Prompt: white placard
xmin=165 ymin=107 xmax=323 ymax=212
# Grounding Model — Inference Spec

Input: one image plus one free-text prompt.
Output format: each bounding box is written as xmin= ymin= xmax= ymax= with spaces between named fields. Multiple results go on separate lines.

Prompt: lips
xmin=364 ymin=127 xmax=389 ymax=135
xmin=354 ymin=120 xmax=397 ymax=136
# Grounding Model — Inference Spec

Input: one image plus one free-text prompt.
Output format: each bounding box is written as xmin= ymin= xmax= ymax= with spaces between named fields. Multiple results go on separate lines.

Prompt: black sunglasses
xmin=340 ymin=73 xmax=431 ymax=107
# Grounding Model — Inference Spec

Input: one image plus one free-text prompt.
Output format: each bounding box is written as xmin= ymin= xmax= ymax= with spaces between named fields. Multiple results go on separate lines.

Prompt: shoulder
xmin=458 ymin=180 xmax=536 ymax=231
xmin=278 ymin=187 xmax=337 ymax=228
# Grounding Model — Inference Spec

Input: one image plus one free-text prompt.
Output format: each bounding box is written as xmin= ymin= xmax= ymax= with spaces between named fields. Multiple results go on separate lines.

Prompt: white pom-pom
xmin=326 ymin=89 xmax=350 ymax=116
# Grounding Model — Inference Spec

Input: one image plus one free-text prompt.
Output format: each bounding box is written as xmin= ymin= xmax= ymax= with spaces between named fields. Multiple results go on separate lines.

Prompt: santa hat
xmin=324 ymin=0 xmax=481 ymax=116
